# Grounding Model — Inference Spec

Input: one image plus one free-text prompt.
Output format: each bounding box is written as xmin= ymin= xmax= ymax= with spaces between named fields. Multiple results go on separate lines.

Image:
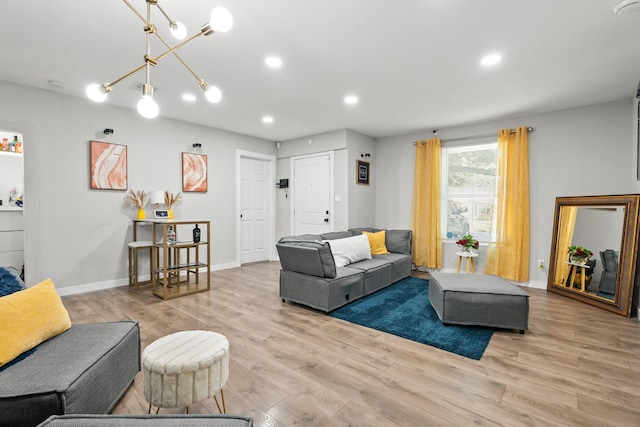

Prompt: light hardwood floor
xmin=61 ymin=262 xmax=640 ymax=426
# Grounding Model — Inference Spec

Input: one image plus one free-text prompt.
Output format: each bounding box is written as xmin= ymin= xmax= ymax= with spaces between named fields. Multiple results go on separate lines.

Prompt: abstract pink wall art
xmin=182 ymin=152 xmax=208 ymax=192
xmin=90 ymin=141 xmax=128 ymax=190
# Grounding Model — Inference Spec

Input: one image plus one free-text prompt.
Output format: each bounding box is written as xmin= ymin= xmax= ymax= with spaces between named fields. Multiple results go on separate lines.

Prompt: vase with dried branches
xmin=164 ymin=191 xmax=182 ymax=219
xmin=127 ymin=190 xmax=148 ymax=220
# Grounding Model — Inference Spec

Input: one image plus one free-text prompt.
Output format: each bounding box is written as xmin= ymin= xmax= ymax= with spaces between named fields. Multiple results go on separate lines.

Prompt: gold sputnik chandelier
xmin=86 ymin=0 xmax=233 ymax=119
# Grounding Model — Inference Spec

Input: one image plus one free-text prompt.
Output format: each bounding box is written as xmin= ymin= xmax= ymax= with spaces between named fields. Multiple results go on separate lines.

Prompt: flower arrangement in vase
xmin=567 ymin=245 xmax=592 ymax=265
xmin=127 ymin=190 xmax=148 ymax=220
xmin=456 ymin=234 xmax=479 ymax=253
xmin=164 ymin=191 xmax=182 ymax=219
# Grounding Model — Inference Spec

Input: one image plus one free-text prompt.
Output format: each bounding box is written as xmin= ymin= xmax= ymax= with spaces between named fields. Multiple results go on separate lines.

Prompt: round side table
xmin=456 ymin=251 xmax=479 ymax=274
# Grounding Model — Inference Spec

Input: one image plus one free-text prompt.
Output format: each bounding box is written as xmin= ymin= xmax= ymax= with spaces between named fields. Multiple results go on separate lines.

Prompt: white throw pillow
xmin=325 ymin=234 xmax=372 ymax=267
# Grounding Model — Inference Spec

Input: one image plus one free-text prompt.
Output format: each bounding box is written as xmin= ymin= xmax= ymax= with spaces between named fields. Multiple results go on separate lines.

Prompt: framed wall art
xmin=90 ymin=140 xmax=127 ymax=190
xmin=182 ymin=152 xmax=208 ymax=192
xmin=356 ymin=160 xmax=369 ymax=185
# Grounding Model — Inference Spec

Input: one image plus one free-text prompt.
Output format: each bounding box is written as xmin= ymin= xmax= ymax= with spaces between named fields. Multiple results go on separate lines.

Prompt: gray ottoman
xmin=429 ymin=272 xmax=529 ymax=333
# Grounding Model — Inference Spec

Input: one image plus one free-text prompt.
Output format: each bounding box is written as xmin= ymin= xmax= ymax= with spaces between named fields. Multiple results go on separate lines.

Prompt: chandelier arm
xmin=152 ymin=32 xmax=204 ymax=83
xmin=108 ymin=63 xmax=149 ymax=89
xmin=154 ymin=3 xmax=176 ymax=27
xmin=144 ymin=0 xmax=152 ymax=85
xmin=151 ymin=31 xmax=204 ymax=64
xmin=122 ymin=0 xmax=149 ymax=25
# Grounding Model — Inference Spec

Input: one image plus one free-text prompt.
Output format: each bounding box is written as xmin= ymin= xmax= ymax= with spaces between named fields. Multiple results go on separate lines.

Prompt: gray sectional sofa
xmin=276 ymin=228 xmax=412 ymax=312
xmin=0 ymin=321 xmax=141 ymax=427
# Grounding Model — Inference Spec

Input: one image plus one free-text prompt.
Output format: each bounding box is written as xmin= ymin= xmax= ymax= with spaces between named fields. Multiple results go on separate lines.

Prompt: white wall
xmin=0 ymin=81 xmax=275 ymax=293
xmin=375 ymin=98 xmax=636 ymax=287
xmin=346 ymin=129 xmax=376 ymax=228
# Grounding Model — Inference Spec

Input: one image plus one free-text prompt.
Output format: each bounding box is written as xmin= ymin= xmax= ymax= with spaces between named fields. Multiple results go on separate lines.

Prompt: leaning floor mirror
xmin=547 ymin=194 xmax=640 ymax=317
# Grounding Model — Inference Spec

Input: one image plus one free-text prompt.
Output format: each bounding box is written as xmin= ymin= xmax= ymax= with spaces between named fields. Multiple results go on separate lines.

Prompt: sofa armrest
xmin=276 ymin=241 xmax=337 ymax=278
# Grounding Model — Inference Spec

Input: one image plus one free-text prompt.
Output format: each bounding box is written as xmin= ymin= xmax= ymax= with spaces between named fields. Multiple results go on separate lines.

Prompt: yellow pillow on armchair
xmin=0 ymin=278 xmax=71 ymax=366
xmin=363 ymin=230 xmax=390 ymax=255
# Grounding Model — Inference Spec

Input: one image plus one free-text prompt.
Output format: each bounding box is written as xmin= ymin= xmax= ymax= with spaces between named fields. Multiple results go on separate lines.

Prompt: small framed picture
xmin=90 ymin=141 xmax=128 ymax=190
xmin=154 ymin=209 xmax=169 ymax=219
xmin=182 ymin=152 xmax=208 ymax=192
xmin=356 ymin=160 xmax=370 ymax=185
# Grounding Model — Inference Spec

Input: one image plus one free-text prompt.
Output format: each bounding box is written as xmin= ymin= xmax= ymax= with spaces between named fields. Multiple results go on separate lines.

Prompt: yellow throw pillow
xmin=363 ymin=230 xmax=390 ymax=255
xmin=0 ymin=278 xmax=71 ymax=367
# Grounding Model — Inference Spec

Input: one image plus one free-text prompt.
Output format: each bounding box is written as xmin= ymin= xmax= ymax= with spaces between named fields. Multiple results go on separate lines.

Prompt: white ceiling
xmin=2 ymin=0 xmax=640 ymax=141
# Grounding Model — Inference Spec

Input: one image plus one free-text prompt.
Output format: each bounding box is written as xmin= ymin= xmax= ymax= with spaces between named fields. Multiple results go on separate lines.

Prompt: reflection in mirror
xmin=552 ymin=206 xmax=624 ymax=301
xmin=547 ymin=195 xmax=640 ymax=317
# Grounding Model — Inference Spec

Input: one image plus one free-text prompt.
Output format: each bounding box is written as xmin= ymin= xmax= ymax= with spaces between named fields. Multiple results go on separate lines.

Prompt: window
xmin=442 ymin=143 xmax=497 ymax=243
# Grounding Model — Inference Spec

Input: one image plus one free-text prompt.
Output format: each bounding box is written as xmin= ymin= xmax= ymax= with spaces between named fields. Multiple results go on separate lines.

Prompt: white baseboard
xmin=56 ymin=278 xmax=128 ymax=297
xmin=56 ymin=261 xmax=241 ymax=296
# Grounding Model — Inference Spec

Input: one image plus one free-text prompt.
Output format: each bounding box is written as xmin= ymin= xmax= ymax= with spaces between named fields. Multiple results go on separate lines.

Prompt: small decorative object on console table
xmin=127 ymin=189 xmax=148 ymax=220
xmin=567 ymin=245 xmax=592 ymax=265
xmin=193 ymin=224 xmax=201 ymax=243
xmin=456 ymin=234 xmax=479 ymax=254
xmin=164 ymin=191 xmax=182 ymax=219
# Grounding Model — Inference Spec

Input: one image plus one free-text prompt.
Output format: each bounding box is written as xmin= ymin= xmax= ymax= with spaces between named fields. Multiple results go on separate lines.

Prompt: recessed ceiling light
xmin=262 ymin=116 xmax=274 ymax=124
xmin=265 ymin=56 xmax=282 ymax=67
xmin=481 ymin=54 xmax=502 ymax=66
xmin=344 ymin=95 xmax=358 ymax=105
xmin=182 ymin=93 xmax=196 ymax=102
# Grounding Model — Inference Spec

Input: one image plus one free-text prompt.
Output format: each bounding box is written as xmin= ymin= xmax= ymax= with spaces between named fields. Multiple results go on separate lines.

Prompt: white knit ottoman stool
xmin=142 ymin=330 xmax=229 ymax=414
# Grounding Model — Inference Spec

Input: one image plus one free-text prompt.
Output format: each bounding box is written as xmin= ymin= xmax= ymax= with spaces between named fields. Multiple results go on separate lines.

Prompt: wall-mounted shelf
xmin=0 ymin=151 xmax=22 ymax=157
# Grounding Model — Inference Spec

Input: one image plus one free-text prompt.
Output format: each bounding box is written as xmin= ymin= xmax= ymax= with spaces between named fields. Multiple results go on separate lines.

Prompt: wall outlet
xmin=538 ymin=259 xmax=545 ymax=269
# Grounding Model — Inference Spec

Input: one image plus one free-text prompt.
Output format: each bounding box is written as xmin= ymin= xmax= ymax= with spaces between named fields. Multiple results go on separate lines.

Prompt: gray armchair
xmin=599 ymin=249 xmax=618 ymax=295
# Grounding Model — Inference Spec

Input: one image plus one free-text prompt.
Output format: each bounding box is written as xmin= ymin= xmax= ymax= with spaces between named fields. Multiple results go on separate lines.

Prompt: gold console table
xmin=133 ymin=219 xmax=210 ymax=300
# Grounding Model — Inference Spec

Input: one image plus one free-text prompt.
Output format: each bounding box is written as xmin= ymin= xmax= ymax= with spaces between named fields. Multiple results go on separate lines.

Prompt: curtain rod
xmin=414 ymin=127 xmax=534 ymax=144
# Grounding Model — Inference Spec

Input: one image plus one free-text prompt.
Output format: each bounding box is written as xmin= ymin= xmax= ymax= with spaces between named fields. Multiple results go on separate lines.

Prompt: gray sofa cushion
xmin=0 ymin=321 xmax=141 ymax=427
xmin=320 ymin=231 xmax=353 ymax=240
xmin=278 ymin=234 xmax=322 ymax=242
xmin=384 ymin=229 xmax=412 ymax=255
xmin=37 ymin=414 xmax=253 ymax=427
xmin=373 ymin=253 xmax=413 ymax=283
xmin=348 ymin=227 xmax=376 ymax=235
xmin=276 ymin=241 xmax=336 ymax=278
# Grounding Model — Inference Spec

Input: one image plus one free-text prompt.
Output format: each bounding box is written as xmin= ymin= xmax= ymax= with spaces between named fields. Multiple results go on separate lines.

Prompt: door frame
xmin=235 ymin=150 xmax=277 ymax=264
xmin=290 ymin=151 xmax=335 ymax=236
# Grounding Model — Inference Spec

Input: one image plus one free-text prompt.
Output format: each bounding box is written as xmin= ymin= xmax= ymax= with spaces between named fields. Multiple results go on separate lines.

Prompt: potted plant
xmin=164 ymin=191 xmax=182 ymax=219
xmin=127 ymin=190 xmax=148 ymax=220
xmin=456 ymin=234 xmax=479 ymax=253
xmin=567 ymin=245 xmax=593 ymax=265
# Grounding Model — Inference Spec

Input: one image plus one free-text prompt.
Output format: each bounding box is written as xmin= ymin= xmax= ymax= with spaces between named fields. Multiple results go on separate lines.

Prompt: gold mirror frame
xmin=547 ymin=194 xmax=640 ymax=317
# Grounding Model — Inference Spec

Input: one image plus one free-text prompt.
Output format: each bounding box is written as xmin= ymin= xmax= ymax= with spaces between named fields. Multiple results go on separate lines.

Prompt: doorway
xmin=292 ymin=152 xmax=334 ymax=235
xmin=0 ymin=129 xmax=24 ymax=279
xmin=236 ymin=150 xmax=276 ymax=265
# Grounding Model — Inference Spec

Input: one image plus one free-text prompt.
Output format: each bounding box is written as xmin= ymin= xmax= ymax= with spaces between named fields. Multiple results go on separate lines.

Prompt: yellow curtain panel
xmin=411 ymin=138 xmax=442 ymax=268
xmin=484 ymin=127 xmax=530 ymax=281
xmin=554 ymin=206 xmax=577 ymax=285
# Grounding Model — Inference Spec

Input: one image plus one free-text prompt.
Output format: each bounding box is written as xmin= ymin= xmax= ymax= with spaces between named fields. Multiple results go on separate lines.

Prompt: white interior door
xmin=293 ymin=153 xmax=332 ymax=235
xmin=240 ymin=157 xmax=269 ymax=263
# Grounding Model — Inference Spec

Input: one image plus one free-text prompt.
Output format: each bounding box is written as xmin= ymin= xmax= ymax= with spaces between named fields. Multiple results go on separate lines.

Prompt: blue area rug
xmin=330 ymin=277 xmax=493 ymax=360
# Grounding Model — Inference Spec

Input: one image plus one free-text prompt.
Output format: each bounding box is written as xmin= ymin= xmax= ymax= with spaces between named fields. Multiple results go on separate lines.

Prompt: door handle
xmin=324 ymin=218 xmax=329 ymax=223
